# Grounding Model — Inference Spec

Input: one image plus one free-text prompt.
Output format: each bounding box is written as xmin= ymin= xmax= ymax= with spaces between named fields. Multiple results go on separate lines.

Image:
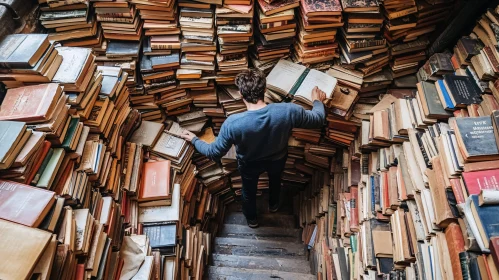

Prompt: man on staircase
xmin=180 ymin=69 xmax=326 ymax=228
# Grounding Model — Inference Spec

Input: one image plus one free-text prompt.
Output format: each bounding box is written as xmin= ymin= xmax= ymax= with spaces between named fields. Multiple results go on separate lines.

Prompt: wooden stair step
xmin=206 ymin=266 xmax=315 ymax=280
xmin=213 ymin=237 xmax=306 ymax=259
xmin=210 ymin=254 xmax=311 ymax=274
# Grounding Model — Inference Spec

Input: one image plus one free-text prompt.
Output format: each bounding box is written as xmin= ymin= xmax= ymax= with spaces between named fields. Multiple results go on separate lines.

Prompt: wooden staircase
xmin=205 ymin=192 xmax=314 ymax=280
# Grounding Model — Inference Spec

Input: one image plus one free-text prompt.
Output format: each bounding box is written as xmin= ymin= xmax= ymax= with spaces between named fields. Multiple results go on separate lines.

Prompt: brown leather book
xmin=0 ymin=83 xmax=62 ymax=123
xmin=445 ymin=222 xmax=465 ymax=280
xmin=129 ymin=120 xmax=164 ymax=147
xmin=0 ymin=219 xmax=52 ymax=280
xmin=139 ymin=160 xmax=172 ymax=202
xmin=490 ymin=237 xmax=499 ymax=273
xmin=0 ymin=180 xmax=55 ymax=227
xmin=463 ymin=160 xmax=499 ymax=172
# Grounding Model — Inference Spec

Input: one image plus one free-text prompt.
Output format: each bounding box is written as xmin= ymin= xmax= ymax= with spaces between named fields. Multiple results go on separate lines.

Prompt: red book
xmin=0 ymin=180 xmax=55 ymax=227
xmin=450 ymin=178 xmax=466 ymax=204
xmin=445 ymin=223 xmax=465 ymax=280
xmin=24 ymin=140 xmax=51 ymax=184
xmin=300 ymin=0 xmax=341 ymax=16
xmin=462 ymin=169 xmax=499 ymax=195
xmin=139 ymin=160 xmax=171 ymax=202
xmin=0 ymin=83 xmax=62 ymax=123
xmin=75 ymin=263 xmax=85 ymax=280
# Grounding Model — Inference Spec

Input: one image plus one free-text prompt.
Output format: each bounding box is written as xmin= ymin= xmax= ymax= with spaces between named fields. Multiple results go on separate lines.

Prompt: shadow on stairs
xmin=204 ymin=192 xmax=315 ymax=280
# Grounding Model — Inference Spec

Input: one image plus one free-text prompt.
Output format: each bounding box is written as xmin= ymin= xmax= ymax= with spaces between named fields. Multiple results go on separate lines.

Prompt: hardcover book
xmin=139 ymin=161 xmax=172 ymax=202
xmin=257 ymin=0 xmax=299 ymax=16
xmin=0 ymin=34 xmax=50 ymax=68
xmin=0 ymin=180 xmax=56 ymax=227
xmin=300 ymin=0 xmax=342 ymax=16
xmin=129 ymin=121 xmax=165 ymax=147
xmin=416 ymin=81 xmax=452 ymax=119
xmin=470 ymin=195 xmax=499 ymax=249
xmin=0 ymin=83 xmax=62 ymax=123
xmin=266 ymin=59 xmax=337 ymax=105
xmin=0 ymin=219 xmax=52 ymax=280
xmin=455 ymin=116 xmax=499 ymax=161
xmin=462 ymin=169 xmax=499 ymax=195
xmin=443 ymin=75 xmax=482 ymax=108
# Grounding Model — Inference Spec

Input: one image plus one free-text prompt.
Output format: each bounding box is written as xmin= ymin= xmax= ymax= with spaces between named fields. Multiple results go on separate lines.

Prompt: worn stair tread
xmin=211 ymin=254 xmax=311 ymax=274
xmin=213 ymin=237 xmax=306 ymax=258
xmin=224 ymin=212 xmax=295 ymax=228
xmin=220 ymin=224 xmax=301 ymax=242
xmin=206 ymin=266 xmax=315 ymax=280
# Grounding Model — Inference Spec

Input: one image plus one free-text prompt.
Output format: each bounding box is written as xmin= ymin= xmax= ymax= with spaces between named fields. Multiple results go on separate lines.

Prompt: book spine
xmin=459 ymin=252 xmax=472 ymax=280
xmin=288 ymin=68 xmax=310 ymax=96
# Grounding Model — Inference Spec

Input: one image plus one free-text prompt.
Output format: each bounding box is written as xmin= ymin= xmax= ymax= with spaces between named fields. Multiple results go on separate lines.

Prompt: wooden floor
xmin=205 ymin=191 xmax=315 ymax=280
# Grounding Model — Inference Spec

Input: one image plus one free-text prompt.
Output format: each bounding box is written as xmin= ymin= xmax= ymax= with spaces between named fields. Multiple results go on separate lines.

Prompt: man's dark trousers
xmin=237 ymin=155 xmax=287 ymax=220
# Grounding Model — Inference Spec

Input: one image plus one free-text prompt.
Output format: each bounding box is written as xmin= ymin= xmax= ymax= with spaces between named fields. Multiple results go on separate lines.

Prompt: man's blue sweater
xmin=192 ymin=100 xmax=326 ymax=162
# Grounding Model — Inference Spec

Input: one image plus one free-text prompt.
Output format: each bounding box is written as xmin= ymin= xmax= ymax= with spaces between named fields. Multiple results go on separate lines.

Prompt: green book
xmin=36 ymin=148 xmax=65 ymax=189
xmin=62 ymin=117 xmax=80 ymax=150
xmin=31 ymin=148 xmax=54 ymax=185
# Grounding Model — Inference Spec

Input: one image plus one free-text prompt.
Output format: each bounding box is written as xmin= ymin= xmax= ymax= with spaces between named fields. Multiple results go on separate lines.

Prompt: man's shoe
xmin=247 ymin=219 xmax=259 ymax=228
xmin=269 ymin=203 xmax=280 ymax=213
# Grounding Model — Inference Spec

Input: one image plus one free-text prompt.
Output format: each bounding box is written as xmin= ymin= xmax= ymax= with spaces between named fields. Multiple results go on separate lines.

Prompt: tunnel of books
xmin=1 ymin=0 xmax=499 ymax=279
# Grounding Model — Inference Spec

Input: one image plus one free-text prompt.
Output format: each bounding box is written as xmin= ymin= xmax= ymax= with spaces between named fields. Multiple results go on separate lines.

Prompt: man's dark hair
xmin=235 ymin=69 xmax=266 ymax=104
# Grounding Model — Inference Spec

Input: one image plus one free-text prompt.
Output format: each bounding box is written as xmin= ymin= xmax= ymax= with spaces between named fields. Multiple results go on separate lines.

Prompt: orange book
xmin=75 ymin=263 xmax=85 ymax=280
xmin=139 ymin=160 xmax=171 ymax=202
xmin=445 ymin=223 xmax=465 ymax=280
xmin=0 ymin=180 xmax=55 ymax=227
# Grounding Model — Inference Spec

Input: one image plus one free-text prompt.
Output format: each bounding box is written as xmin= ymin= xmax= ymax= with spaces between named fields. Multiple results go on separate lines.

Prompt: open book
xmin=266 ymin=59 xmax=337 ymax=106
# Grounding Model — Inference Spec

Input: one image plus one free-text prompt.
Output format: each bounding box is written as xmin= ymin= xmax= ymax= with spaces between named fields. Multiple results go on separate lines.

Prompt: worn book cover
xmin=129 ymin=121 xmax=165 ymax=147
xmin=258 ymin=0 xmax=299 ymax=16
xmin=300 ymin=0 xmax=341 ymax=16
xmin=0 ymin=83 xmax=62 ymax=123
xmin=470 ymin=195 xmax=499 ymax=249
xmin=417 ymin=81 xmax=452 ymax=119
xmin=462 ymin=169 xmax=499 ymax=195
xmin=455 ymin=116 xmax=499 ymax=160
xmin=443 ymin=75 xmax=482 ymax=107
xmin=0 ymin=180 xmax=56 ymax=227
xmin=0 ymin=34 xmax=50 ymax=68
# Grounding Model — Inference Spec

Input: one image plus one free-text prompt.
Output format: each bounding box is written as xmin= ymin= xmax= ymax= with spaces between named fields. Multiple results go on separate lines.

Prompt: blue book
xmin=470 ymin=195 xmax=499 ymax=249
xmin=437 ymin=79 xmax=454 ymax=110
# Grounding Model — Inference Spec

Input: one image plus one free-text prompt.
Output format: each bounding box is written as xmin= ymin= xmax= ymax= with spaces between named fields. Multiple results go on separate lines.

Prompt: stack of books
xmin=38 ymin=1 xmax=101 ymax=47
xmin=252 ymin=0 xmax=299 ymax=72
xmin=294 ymin=0 xmax=342 ymax=65
xmin=132 ymin=0 xmax=178 ymax=37
xmin=93 ymin=1 xmax=143 ymax=41
xmin=215 ymin=4 xmax=254 ymax=83
xmin=0 ymin=34 xmax=62 ymax=88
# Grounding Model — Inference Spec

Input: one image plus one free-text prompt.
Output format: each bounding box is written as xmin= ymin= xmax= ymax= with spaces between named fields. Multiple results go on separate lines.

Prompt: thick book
xmin=492 ymin=110 xmax=499 ymax=146
xmin=445 ymin=223 xmax=466 ymax=280
xmin=139 ymin=161 xmax=172 ymax=202
xmin=470 ymin=195 xmax=499 ymax=249
xmin=129 ymin=121 xmax=164 ymax=147
xmin=0 ymin=83 xmax=62 ymax=123
xmin=490 ymin=236 xmax=499 ymax=271
xmin=443 ymin=75 xmax=482 ymax=108
xmin=455 ymin=116 xmax=499 ymax=161
xmin=106 ymin=40 xmax=141 ymax=57
xmin=0 ymin=219 xmax=52 ymax=280
xmin=266 ymin=59 xmax=337 ymax=104
xmin=0 ymin=180 xmax=56 ymax=227
xmin=300 ymin=0 xmax=342 ymax=16
xmin=0 ymin=34 xmax=50 ymax=68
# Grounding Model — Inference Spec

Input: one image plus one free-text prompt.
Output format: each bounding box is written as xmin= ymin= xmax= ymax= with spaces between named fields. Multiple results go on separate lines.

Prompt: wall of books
xmin=0 ymin=0 xmax=499 ymax=279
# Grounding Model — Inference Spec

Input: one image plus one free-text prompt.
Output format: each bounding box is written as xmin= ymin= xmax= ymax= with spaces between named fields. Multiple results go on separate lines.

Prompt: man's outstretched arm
xmin=180 ymin=123 xmax=233 ymax=160
xmin=295 ymin=86 xmax=327 ymax=129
